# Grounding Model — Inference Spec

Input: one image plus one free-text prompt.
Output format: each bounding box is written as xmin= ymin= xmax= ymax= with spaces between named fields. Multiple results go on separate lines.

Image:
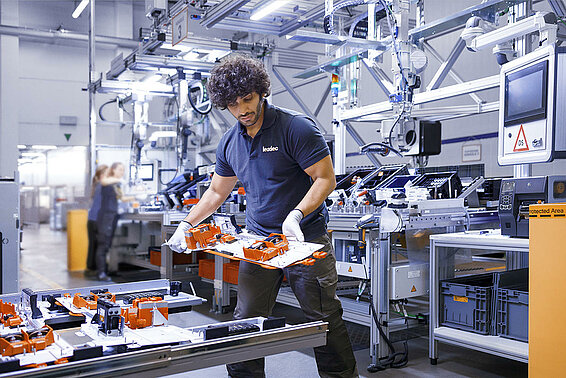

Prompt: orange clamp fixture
xmin=0 ymin=300 xmax=23 ymax=328
xmin=73 ymin=292 xmax=115 ymax=310
xmin=121 ymin=297 xmax=168 ymax=330
xmin=184 ymin=223 xmax=221 ymax=249
xmin=357 ymin=190 xmax=368 ymax=197
xmin=0 ymin=326 xmax=54 ymax=357
xmin=243 ymin=234 xmax=289 ymax=262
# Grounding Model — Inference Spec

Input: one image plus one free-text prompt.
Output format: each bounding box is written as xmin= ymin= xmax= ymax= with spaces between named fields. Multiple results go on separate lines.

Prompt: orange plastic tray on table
xmin=223 ymin=261 xmax=240 ymax=285
xmin=150 ymin=248 xmax=193 ymax=266
xmin=198 ymin=258 xmax=215 ymax=280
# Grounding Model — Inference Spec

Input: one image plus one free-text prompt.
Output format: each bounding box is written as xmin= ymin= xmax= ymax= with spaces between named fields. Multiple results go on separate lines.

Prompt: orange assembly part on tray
xmin=0 ymin=326 xmax=55 ymax=357
xmin=73 ymin=292 xmax=116 ymax=310
xmin=121 ymin=297 xmax=168 ymax=330
xmin=243 ymin=234 xmax=289 ymax=262
xmin=184 ymin=223 xmax=222 ymax=249
xmin=205 ymin=233 xmax=236 ymax=247
xmin=0 ymin=300 xmax=23 ymax=328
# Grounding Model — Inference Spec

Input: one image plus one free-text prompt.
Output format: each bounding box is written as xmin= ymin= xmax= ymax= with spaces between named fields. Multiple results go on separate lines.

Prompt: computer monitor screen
xmin=130 ymin=164 xmax=154 ymax=181
xmin=139 ymin=164 xmax=154 ymax=181
xmin=504 ymin=60 xmax=548 ymax=126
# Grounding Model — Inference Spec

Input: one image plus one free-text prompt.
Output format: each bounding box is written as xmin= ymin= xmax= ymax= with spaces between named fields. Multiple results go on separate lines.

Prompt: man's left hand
xmin=282 ymin=209 xmax=304 ymax=242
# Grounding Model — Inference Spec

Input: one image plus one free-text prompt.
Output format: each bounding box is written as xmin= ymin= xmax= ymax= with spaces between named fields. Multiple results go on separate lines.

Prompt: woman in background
xmin=86 ymin=164 xmax=108 ymax=274
xmin=95 ymin=162 xmax=134 ymax=281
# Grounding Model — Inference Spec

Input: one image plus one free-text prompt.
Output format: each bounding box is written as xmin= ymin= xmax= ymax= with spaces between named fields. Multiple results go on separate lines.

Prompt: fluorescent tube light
xmin=72 ymin=0 xmax=89 ymax=19
xmin=32 ymin=145 xmax=57 ymax=150
xmin=17 ymin=145 xmax=27 ymax=149
xmin=250 ymin=0 xmax=288 ymax=21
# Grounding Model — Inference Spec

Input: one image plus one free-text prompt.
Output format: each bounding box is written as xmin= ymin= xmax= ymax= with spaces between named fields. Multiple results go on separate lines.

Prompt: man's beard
xmin=239 ymin=98 xmax=264 ymax=127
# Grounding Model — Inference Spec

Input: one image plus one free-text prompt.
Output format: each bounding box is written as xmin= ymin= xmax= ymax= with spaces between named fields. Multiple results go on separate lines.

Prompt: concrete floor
xmin=19 ymin=225 xmax=528 ymax=377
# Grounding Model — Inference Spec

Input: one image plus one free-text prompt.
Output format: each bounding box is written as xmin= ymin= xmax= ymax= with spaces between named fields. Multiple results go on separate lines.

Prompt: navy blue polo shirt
xmin=215 ymin=101 xmax=330 ymax=240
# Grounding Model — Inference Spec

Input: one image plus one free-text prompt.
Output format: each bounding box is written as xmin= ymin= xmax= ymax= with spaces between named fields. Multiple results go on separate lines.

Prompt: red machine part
xmin=243 ymin=234 xmax=289 ymax=262
xmin=72 ymin=292 xmax=116 ymax=310
xmin=121 ymin=297 xmax=168 ymax=330
xmin=184 ymin=223 xmax=222 ymax=249
xmin=0 ymin=300 xmax=23 ymax=328
xmin=0 ymin=326 xmax=54 ymax=357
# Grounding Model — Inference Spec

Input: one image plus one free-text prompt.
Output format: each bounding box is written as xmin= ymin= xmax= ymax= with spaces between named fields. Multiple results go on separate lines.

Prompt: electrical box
xmin=498 ymin=44 xmax=566 ymax=165
xmin=389 ymin=263 xmax=429 ymax=299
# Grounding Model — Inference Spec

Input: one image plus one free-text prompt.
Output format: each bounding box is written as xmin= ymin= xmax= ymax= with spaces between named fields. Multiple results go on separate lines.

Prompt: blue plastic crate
xmin=440 ymin=273 xmax=495 ymax=335
xmin=496 ymin=269 xmax=528 ymax=342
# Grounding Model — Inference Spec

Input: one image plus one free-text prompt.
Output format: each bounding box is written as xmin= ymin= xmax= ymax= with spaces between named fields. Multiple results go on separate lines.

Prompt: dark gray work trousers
xmin=226 ymin=233 xmax=358 ymax=378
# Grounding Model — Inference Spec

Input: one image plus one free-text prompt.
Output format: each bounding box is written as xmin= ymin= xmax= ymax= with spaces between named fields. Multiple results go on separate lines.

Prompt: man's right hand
xmin=167 ymin=220 xmax=193 ymax=253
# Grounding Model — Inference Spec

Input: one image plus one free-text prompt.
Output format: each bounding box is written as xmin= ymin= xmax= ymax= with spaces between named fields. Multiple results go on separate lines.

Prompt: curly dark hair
xmin=206 ymin=54 xmax=271 ymax=109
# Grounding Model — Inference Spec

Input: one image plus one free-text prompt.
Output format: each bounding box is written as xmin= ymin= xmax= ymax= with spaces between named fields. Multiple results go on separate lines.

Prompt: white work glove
xmin=167 ymin=220 xmax=193 ymax=253
xmin=282 ymin=209 xmax=304 ymax=242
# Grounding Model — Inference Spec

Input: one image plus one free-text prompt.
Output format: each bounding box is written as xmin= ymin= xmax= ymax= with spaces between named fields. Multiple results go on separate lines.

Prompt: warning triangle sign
xmin=411 ymin=285 xmax=417 ymax=292
xmin=348 ymin=266 xmax=353 ymax=272
xmin=513 ymin=125 xmax=529 ymax=152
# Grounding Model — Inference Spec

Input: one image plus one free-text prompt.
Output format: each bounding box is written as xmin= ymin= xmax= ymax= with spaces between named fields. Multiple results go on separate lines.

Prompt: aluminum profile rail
xmin=200 ymin=0 xmax=252 ymax=29
xmin=342 ymin=74 xmax=500 ymax=120
xmin=408 ymin=0 xmax=529 ymax=43
xmin=279 ymin=3 xmax=326 ymax=36
xmin=2 ymin=321 xmax=328 ymax=377
xmin=287 ymin=30 xmax=389 ymax=50
xmin=294 ymin=50 xmax=369 ymax=79
xmin=106 ymin=54 xmax=215 ymax=80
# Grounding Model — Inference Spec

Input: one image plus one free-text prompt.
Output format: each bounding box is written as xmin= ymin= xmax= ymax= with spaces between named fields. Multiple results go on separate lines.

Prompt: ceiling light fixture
xmin=250 ymin=0 xmax=288 ymax=21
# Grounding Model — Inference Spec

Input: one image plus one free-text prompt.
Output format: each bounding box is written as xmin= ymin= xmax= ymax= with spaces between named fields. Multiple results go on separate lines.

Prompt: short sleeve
xmin=287 ymin=116 xmax=330 ymax=170
xmin=215 ymin=134 xmax=236 ymax=177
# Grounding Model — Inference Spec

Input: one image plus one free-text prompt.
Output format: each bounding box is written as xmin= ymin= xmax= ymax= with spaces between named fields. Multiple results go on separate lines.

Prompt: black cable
xmin=367 ymin=294 xmax=409 ymax=372
xmin=360 ymin=141 xmax=404 ymax=157
xmin=98 ymin=99 xmax=116 ymax=122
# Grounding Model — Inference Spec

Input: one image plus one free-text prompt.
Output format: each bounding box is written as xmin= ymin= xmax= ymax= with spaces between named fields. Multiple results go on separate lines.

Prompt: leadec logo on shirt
xmin=262 ymin=145 xmax=279 ymax=152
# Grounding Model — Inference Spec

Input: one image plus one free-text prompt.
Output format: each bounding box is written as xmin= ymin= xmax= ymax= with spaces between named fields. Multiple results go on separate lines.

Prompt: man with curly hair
xmin=168 ymin=54 xmax=358 ymax=378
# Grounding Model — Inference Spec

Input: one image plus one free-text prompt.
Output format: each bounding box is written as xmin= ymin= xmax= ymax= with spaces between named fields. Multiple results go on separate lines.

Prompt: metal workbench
xmin=428 ymin=229 xmax=529 ymax=364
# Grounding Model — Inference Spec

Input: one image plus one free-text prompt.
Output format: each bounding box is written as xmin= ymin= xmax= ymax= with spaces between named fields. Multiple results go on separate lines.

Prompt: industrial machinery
xmin=0 ymin=279 xmax=327 ymax=375
xmin=499 ymin=175 xmax=566 ymax=237
xmin=499 ymin=43 xmax=566 ymax=165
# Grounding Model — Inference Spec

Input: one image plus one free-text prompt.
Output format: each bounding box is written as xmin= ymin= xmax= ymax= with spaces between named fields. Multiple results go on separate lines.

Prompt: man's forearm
xmin=183 ymin=189 xmax=227 ymax=226
xmin=294 ymin=176 xmax=335 ymax=217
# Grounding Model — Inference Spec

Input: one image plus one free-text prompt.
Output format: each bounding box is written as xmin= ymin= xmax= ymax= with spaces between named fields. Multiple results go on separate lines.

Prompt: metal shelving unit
xmin=429 ymin=229 xmax=529 ymax=364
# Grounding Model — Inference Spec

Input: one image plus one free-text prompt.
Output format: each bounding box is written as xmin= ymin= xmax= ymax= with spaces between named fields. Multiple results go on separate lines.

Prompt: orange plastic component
xmin=243 ymin=234 xmax=289 ymax=262
xmin=0 ymin=332 xmax=28 ymax=357
xmin=73 ymin=292 xmax=115 ymax=310
xmin=0 ymin=300 xmax=23 ymax=328
xmin=27 ymin=326 xmax=55 ymax=352
xmin=358 ymin=190 xmax=368 ymax=197
xmin=184 ymin=223 xmax=221 ymax=249
xmin=54 ymin=358 xmax=69 ymax=365
xmin=121 ymin=297 xmax=168 ymax=330
xmin=0 ymin=326 xmax=54 ymax=357
xmin=312 ymin=251 xmax=328 ymax=259
xmin=301 ymin=258 xmax=316 ymax=266
xmin=237 ymin=187 xmax=246 ymax=195
xmin=183 ymin=198 xmax=199 ymax=205
xmin=205 ymin=233 xmax=236 ymax=247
